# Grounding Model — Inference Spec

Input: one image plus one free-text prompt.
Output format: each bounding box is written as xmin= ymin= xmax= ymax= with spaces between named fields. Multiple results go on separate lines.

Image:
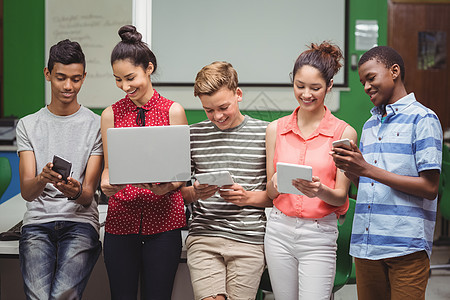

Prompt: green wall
xmin=336 ymin=0 xmax=388 ymax=138
xmin=3 ymin=0 xmax=388 ymax=136
xmin=3 ymin=0 xmax=45 ymax=118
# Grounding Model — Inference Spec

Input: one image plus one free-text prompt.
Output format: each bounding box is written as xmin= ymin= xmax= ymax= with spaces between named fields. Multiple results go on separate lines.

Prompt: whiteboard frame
xmin=133 ymin=0 xmax=152 ymax=47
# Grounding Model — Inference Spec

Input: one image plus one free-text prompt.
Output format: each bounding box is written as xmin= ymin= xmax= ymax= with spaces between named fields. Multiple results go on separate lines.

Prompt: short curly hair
xmin=358 ymin=46 xmax=405 ymax=82
xmin=47 ymin=39 xmax=85 ymax=73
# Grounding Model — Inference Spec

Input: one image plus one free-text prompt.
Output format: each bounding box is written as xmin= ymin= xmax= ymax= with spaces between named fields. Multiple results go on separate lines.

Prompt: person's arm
xmin=332 ymin=142 xmax=440 ymax=200
xmin=180 ymin=186 xmax=197 ymax=204
xmin=292 ymin=125 xmax=358 ymax=206
xmin=19 ymin=149 xmax=102 ymax=206
xmin=169 ymin=102 xmax=188 ymax=126
xmin=180 ymin=182 xmax=219 ymax=204
xmin=100 ymin=106 xmax=127 ymax=197
xmin=265 ymin=121 xmax=279 ymax=200
xmin=19 ymin=151 xmax=60 ymax=201
xmin=220 ymin=184 xmax=272 ymax=207
xmin=331 ymin=140 xmax=360 ymax=186
xmin=55 ymin=155 xmax=103 ymax=206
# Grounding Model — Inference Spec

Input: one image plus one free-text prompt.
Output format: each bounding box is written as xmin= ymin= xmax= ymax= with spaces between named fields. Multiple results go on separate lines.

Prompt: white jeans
xmin=264 ymin=207 xmax=338 ymax=300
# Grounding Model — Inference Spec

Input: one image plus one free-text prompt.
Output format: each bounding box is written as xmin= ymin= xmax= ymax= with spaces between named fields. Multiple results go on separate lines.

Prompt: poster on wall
xmin=418 ymin=31 xmax=447 ymax=70
xmin=355 ymin=20 xmax=379 ymax=51
xmin=46 ymin=0 xmax=132 ymax=108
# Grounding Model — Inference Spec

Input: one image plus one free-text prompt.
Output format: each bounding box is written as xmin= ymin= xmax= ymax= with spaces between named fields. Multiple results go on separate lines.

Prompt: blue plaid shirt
xmin=350 ymin=93 xmax=442 ymax=260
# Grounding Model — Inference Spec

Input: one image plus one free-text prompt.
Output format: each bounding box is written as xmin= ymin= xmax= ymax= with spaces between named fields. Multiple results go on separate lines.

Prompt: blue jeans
xmin=19 ymin=221 xmax=101 ymax=300
xmin=104 ymin=229 xmax=182 ymax=300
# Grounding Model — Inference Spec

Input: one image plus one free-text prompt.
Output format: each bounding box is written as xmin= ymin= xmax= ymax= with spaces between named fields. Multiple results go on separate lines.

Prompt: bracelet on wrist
xmin=68 ymin=183 xmax=83 ymax=200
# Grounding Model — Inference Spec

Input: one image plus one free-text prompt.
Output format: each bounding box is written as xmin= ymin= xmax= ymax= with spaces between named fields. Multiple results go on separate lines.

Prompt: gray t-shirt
xmin=16 ymin=106 xmax=103 ymax=231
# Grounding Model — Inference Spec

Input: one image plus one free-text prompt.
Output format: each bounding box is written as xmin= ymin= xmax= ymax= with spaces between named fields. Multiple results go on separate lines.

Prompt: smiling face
xmin=44 ymin=62 xmax=85 ymax=106
xmin=199 ymin=87 xmax=244 ymax=130
xmin=112 ymin=59 xmax=154 ymax=105
xmin=293 ymin=65 xmax=332 ymax=113
xmin=358 ymin=58 xmax=399 ymax=107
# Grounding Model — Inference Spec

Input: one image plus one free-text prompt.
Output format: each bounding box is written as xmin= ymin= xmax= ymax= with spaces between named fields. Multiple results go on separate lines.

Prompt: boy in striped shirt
xmin=332 ymin=46 xmax=442 ymax=300
xmin=181 ymin=61 xmax=271 ymax=300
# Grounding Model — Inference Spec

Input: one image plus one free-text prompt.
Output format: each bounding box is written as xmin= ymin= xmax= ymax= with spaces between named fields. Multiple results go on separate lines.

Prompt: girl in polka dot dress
xmin=100 ymin=25 xmax=188 ymax=300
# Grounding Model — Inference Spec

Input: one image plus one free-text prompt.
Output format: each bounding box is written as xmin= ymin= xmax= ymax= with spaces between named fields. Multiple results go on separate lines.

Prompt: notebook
xmin=276 ymin=162 xmax=313 ymax=195
xmin=107 ymin=125 xmax=191 ymax=184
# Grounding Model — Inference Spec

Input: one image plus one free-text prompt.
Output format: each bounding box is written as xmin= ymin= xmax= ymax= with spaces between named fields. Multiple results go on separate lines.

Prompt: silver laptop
xmin=107 ymin=125 xmax=191 ymax=184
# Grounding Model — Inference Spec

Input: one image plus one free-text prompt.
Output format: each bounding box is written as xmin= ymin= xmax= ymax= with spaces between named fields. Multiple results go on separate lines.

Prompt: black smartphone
xmin=52 ymin=155 xmax=72 ymax=183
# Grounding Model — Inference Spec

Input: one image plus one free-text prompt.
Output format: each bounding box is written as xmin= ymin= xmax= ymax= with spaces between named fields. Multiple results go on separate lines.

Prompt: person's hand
xmin=37 ymin=162 xmax=64 ymax=185
xmin=133 ymin=182 xmax=181 ymax=195
xmin=292 ymin=176 xmax=322 ymax=198
xmin=192 ymin=180 xmax=219 ymax=200
xmin=54 ymin=177 xmax=81 ymax=199
xmin=101 ymin=177 xmax=127 ymax=197
xmin=267 ymin=172 xmax=280 ymax=200
xmin=330 ymin=139 xmax=353 ymax=154
xmin=271 ymin=173 xmax=278 ymax=190
xmin=219 ymin=183 xmax=250 ymax=206
xmin=331 ymin=141 xmax=369 ymax=177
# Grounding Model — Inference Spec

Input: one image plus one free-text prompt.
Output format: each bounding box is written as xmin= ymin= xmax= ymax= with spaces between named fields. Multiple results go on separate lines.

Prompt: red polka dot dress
xmin=105 ymin=90 xmax=186 ymax=235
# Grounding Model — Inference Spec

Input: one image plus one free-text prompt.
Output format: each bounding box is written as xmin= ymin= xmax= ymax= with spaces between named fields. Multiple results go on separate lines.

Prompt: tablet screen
xmin=276 ymin=162 xmax=312 ymax=195
xmin=196 ymin=171 xmax=234 ymax=187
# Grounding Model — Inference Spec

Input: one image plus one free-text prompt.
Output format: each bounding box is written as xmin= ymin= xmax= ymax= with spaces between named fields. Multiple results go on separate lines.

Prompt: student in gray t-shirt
xmin=16 ymin=39 xmax=103 ymax=300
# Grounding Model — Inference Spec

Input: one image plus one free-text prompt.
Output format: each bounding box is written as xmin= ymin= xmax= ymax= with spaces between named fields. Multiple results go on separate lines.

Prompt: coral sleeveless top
xmin=273 ymin=106 xmax=349 ymax=218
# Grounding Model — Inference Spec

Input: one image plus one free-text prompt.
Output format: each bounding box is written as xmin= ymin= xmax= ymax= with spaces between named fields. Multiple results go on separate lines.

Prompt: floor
xmin=261 ymin=245 xmax=450 ymax=300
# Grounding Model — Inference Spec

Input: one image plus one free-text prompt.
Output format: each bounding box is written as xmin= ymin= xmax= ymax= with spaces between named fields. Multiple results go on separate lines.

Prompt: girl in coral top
xmin=264 ymin=42 xmax=357 ymax=300
xmin=100 ymin=25 xmax=188 ymax=300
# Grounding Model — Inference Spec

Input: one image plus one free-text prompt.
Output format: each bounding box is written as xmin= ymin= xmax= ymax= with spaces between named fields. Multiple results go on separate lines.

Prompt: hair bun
xmin=311 ymin=41 xmax=343 ymax=76
xmin=118 ymin=25 xmax=142 ymax=44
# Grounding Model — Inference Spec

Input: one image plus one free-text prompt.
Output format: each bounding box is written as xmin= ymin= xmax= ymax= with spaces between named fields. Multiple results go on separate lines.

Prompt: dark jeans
xmin=104 ymin=228 xmax=182 ymax=300
xmin=19 ymin=221 xmax=101 ymax=300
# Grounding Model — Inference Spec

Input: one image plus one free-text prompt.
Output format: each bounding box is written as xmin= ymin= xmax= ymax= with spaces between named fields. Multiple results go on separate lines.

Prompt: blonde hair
xmin=194 ymin=61 xmax=238 ymax=97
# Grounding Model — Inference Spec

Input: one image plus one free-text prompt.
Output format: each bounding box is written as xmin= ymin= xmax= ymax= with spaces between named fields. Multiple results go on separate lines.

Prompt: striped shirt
xmin=350 ymin=93 xmax=442 ymax=260
xmin=189 ymin=115 xmax=268 ymax=244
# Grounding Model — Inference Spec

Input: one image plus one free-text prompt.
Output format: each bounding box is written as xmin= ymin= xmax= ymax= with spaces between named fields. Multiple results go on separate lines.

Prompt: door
xmin=388 ymin=0 xmax=450 ymax=129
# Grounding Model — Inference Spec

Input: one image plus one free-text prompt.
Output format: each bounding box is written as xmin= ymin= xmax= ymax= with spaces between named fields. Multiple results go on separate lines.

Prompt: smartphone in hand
xmin=331 ymin=139 xmax=351 ymax=172
xmin=52 ymin=155 xmax=72 ymax=183
xmin=332 ymin=138 xmax=351 ymax=149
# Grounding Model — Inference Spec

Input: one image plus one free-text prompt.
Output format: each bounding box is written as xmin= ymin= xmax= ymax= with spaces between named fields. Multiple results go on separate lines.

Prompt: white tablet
xmin=196 ymin=171 xmax=234 ymax=187
xmin=276 ymin=162 xmax=312 ymax=195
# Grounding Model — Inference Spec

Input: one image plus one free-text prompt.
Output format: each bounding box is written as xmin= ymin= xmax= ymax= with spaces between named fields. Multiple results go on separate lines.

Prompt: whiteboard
xmin=151 ymin=0 xmax=347 ymax=86
xmin=46 ymin=0 xmax=132 ymax=108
